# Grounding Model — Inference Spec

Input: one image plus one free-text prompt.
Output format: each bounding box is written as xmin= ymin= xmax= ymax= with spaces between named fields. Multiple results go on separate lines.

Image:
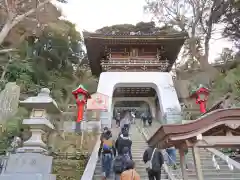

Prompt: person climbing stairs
xmin=93 ymin=124 xmax=169 ymax=179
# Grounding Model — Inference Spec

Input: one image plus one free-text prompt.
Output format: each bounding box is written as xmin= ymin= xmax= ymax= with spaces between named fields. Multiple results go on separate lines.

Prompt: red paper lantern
xmin=72 ymin=85 xmax=91 ymax=122
xmin=190 ymin=85 xmax=210 ymax=113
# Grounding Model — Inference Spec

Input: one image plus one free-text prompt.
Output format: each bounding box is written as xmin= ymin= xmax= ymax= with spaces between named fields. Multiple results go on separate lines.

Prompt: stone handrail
xmin=135 ymin=125 xmax=178 ymax=180
xmin=80 ymin=135 xmax=100 ymax=180
xmin=206 ymin=148 xmax=240 ymax=170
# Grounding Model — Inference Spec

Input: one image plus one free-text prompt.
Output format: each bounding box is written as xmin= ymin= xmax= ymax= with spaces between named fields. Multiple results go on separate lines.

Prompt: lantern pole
xmin=199 ymin=101 xmax=206 ymax=113
xmin=80 ymin=105 xmax=87 ymax=149
xmin=80 ymin=121 xmax=84 ymax=149
xmin=72 ymin=84 xmax=91 ymax=150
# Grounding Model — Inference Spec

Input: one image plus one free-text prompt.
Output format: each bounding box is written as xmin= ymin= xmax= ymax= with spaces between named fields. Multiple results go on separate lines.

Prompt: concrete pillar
xmin=179 ymin=148 xmax=188 ymax=180
xmin=192 ymin=147 xmax=204 ymax=180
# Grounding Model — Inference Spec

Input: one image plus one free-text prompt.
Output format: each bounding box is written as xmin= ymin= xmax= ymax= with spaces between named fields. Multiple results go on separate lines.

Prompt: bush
xmin=0 ymin=107 xmax=28 ymax=151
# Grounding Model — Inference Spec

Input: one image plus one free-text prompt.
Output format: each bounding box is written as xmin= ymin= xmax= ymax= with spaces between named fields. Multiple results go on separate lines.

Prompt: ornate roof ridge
xmin=83 ymin=31 xmax=188 ymax=38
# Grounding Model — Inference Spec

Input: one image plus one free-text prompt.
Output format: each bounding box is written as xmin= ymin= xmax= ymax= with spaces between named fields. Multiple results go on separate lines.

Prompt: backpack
xmin=113 ymin=156 xmax=124 ymax=173
xmin=151 ymin=150 xmax=164 ymax=172
xmin=102 ymin=139 xmax=113 ymax=153
xmin=123 ymin=153 xmax=131 ymax=169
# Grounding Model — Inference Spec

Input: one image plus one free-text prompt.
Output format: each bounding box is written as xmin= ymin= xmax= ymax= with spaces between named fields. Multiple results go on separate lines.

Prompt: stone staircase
xmin=142 ymin=120 xmax=240 ymax=180
xmin=180 ymin=148 xmax=240 ymax=180
xmin=93 ymin=125 xmax=169 ymax=180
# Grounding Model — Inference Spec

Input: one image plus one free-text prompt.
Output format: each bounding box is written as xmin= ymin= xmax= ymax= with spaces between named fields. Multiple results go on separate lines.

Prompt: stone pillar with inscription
xmin=0 ymin=88 xmax=60 ymax=180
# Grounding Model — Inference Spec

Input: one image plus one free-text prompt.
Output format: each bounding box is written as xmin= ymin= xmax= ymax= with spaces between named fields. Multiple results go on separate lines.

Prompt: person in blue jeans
xmin=166 ymin=147 xmax=177 ymax=169
xmin=98 ymin=130 xmax=116 ymax=179
xmin=102 ymin=153 xmax=113 ymax=178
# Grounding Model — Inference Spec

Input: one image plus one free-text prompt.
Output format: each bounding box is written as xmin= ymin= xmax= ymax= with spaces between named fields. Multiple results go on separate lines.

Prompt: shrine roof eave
xmin=84 ymin=33 xmax=187 ymax=76
xmin=147 ymin=108 xmax=240 ymax=149
xmin=84 ymin=35 xmax=187 ymax=45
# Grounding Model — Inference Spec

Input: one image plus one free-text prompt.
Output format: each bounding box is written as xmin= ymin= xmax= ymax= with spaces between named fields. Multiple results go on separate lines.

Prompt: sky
xmin=55 ymin=0 xmax=233 ymax=62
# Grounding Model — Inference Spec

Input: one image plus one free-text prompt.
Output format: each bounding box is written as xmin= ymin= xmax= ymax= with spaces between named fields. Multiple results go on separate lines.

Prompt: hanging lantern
xmin=72 ymin=84 xmax=91 ymax=122
xmin=190 ymin=84 xmax=210 ymax=113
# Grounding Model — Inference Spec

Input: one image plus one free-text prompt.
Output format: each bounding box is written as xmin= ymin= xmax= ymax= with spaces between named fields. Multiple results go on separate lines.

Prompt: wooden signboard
xmin=87 ymin=92 xmax=109 ymax=111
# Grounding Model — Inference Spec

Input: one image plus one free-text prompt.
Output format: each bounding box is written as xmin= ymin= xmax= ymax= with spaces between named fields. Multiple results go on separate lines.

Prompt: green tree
xmin=94 ymin=21 xmax=178 ymax=34
xmin=1 ymin=20 xmax=97 ymax=110
xmin=222 ymin=0 xmax=240 ymax=49
xmin=0 ymin=107 xmax=28 ymax=151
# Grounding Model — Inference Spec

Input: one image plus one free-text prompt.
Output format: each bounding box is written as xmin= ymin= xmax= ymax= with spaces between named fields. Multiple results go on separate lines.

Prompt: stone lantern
xmin=0 ymin=88 xmax=59 ymax=179
xmin=17 ymin=88 xmax=61 ymax=153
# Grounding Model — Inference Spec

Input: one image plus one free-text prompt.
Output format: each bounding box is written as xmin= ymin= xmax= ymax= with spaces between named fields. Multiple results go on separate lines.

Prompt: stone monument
xmin=0 ymin=82 xmax=20 ymax=124
xmin=0 ymin=88 xmax=61 ymax=180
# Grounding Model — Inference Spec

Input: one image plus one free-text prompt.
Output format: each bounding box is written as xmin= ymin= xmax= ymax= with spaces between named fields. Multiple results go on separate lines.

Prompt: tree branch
xmin=0 ymin=0 xmax=51 ymax=45
xmin=0 ymin=0 xmax=6 ymax=10
xmin=12 ymin=0 xmax=51 ymax=27
xmin=4 ymin=0 xmax=10 ymax=14
xmin=0 ymin=48 xmax=17 ymax=54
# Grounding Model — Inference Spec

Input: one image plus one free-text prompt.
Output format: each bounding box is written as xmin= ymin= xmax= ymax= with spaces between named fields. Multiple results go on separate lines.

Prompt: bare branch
xmin=4 ymin=0 xmax=10 ymax=13
xmin=0 ymin=0 xmax=6 ymax=10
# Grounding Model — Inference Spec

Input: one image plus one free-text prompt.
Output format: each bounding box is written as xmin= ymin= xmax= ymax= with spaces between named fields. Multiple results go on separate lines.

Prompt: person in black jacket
xmin=143 ymin=146 xmax=164 ymax=180
xmin=141 ymin=112 xmax=147 ymax=127
xmin=147 ymin=114 xmax=153 ymax=126
xmin=115 ymin=130 xmax=132 ymax=159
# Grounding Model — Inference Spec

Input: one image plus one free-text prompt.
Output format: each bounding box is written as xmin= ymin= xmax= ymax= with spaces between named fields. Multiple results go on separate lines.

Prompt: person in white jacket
xmin=120 ymin=111 xmax=131 ymax=130
xmin=130 ymin=111 xmax=136 ymax=124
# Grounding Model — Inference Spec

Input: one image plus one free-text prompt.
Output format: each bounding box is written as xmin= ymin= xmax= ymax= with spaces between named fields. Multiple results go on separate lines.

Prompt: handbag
xmin=146 ymin=148 xmax=156 ymax=170
xmin=131 ymin=169 xmax=135 ymax=180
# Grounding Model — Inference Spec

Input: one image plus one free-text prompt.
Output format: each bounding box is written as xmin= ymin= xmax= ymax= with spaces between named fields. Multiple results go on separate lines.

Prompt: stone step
xmin=187 ymin=172 xmax=240 ymax=177
xmin=94 ymin=167 xmax=167 ymax=174
xmin=93 ymin=178 xmax=169 ymax=180
xmin=172 ymin=168 xmax=240 ymax=173
xmin=187 ymin=178 xmax=239 ymax=180
xmin=93 ymin=173 xmax=168 ymax=179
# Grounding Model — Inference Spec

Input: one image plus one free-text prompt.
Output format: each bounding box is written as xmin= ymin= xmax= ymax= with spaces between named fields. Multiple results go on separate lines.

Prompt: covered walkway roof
xmin=147 ymin=108 xmax=240 ymax=149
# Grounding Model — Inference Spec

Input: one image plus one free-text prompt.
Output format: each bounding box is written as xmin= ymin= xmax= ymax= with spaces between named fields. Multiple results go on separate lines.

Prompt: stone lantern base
xmin=16 ymin=147 xmax=47 ymax=153
xmin=0 ymin=174 xmax=56 ymax=180
xmin=0 ymin=153 xmax=56 ymax=180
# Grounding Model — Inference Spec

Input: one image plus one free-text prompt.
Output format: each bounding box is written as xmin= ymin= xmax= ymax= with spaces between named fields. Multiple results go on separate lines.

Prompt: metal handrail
xmin=206 ymin=148 xmax=240 ymax=170
xmin=0 ymin=152 xmax=10 ymax=174
xmin=135 ymin=124 xmax=180 ymax=180
xmin=80 ymin=135 xmax=101 ymax=180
